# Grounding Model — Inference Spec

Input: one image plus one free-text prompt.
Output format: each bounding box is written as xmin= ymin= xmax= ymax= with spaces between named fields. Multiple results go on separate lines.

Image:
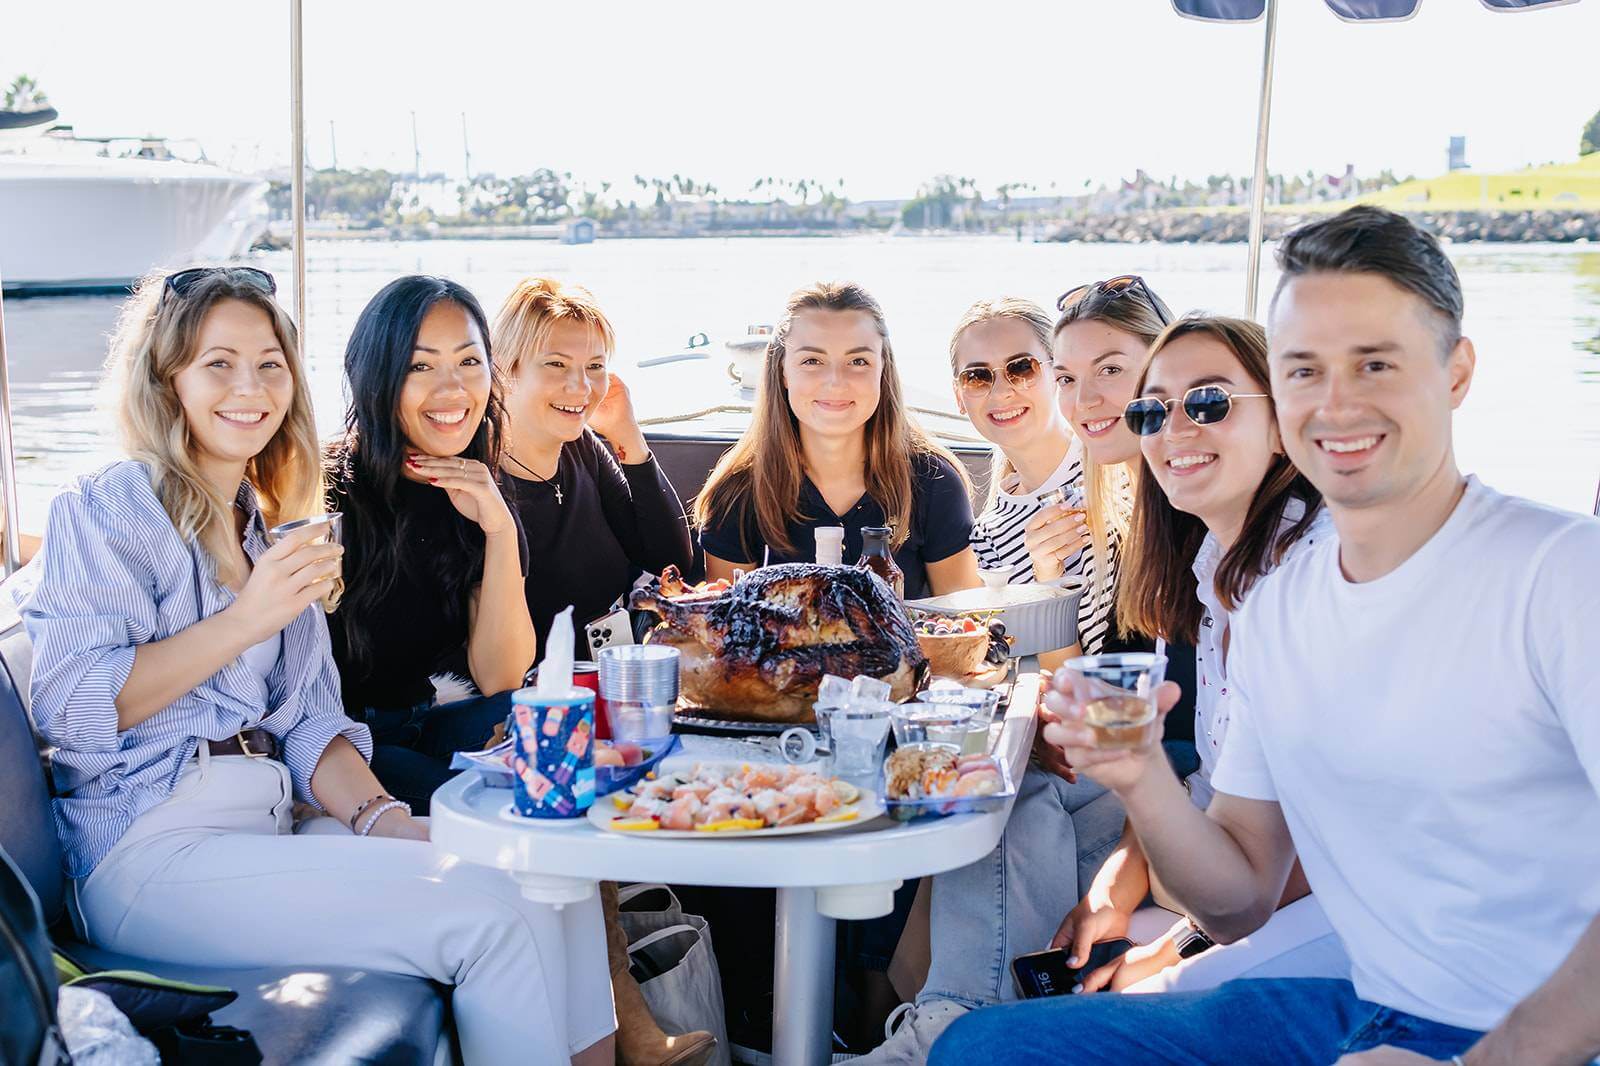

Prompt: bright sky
xmin=7 ymin=0 xmax=1598 ymax=200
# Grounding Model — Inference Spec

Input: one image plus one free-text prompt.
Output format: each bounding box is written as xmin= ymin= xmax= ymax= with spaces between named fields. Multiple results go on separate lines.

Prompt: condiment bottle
xmin=857 ymin=525 xmax=905 ymax=598
xmin=814 ymin=525 xmax=845 ymax=566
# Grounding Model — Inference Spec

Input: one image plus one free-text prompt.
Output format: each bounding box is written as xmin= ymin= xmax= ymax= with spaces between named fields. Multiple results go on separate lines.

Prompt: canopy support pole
xmin=290 ymin=0 xmax=308 ymax=340
xmin=1244 ymin=0 xmax=1280 ymax=318
xmin=0 ymin=280 xmax=22 ymax=577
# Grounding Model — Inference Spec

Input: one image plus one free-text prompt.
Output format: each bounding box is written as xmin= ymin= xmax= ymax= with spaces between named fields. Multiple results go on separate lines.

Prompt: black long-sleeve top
xmin=506 ymin=429 xmax=694 ymax=653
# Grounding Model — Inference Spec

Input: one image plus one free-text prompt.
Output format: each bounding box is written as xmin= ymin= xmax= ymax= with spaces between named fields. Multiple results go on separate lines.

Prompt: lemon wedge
xmin=613 ymin=795 xmax=632 ymax=810
xmin=816 ymin=808 xmax=860 ymax=824
xmin=694 ymin=817 xmax=766 ymax=832
xmin=610 ymin=818 xmax=661 ymax=832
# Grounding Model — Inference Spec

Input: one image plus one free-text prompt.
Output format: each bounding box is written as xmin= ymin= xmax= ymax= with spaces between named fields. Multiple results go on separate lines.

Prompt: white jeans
xmin=74 ymin=746 xmax=615 ymax=1063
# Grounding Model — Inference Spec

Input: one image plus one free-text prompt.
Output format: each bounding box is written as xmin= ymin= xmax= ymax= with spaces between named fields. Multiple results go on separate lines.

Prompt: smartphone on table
xmin=1010 ymin=938 xmax=1135 ymax=999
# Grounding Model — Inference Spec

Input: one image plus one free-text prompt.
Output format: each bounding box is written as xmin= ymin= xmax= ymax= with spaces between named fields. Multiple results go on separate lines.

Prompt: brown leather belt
xmin=207 ymin=729 xmax=280 ymax=760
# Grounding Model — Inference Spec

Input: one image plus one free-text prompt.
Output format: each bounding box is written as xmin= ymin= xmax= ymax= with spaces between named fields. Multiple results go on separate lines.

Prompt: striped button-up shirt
xmin=11 ymin=460 xmax=372 ymax=878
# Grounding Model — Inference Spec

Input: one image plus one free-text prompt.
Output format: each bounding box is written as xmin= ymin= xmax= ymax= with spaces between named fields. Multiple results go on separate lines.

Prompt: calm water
xmin=5 ymin=236 xmax=1599 ymax=525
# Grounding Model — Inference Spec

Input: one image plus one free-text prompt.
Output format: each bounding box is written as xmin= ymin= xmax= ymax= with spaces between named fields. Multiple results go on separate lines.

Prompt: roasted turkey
xmin=630 ymin=563 xmax=927 ymax=722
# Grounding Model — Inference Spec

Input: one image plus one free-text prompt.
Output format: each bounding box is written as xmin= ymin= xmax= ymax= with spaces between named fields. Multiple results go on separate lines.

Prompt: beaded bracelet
xmin=348 ymin=793 xmax=394 ymax=833
xmin=359 ymin=799 xmax=411 ymax=837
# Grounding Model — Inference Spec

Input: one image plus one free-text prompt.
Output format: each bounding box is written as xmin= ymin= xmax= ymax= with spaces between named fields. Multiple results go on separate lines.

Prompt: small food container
xmin=908 ymin=580 xmax=1087 ymax=659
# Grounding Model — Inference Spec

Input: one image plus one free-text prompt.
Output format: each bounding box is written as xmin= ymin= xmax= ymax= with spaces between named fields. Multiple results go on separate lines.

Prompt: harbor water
xmin=5 ymin=235 xmax=1598 ymax=524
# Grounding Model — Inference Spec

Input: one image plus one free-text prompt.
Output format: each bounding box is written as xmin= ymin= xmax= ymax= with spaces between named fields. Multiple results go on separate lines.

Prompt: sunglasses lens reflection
xmin=959 ymin=367 xmax=996 ymax=392
xmin=1124 ymin=399 xmax=1166 ymax=436
xmin=1183 ymin=386 xmax=1232 ymax=425
xmin=1006 ymin=357 xmax=1040 ymax=386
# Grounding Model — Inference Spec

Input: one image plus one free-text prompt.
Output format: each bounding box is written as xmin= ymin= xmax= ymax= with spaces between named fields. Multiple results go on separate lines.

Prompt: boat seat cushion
xmin=61 ymin=940 xmax=451 ymax=1066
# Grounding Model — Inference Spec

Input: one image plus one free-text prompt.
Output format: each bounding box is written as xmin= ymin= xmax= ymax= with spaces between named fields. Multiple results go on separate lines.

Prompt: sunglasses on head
xmin=1123 ymin=385 xmax=1269 ymax=437
xmin=955 ymin=355 xmax=1044 ymax=394
xmin=1056 ymin=275 xmax=1170 ymax=327
xmin=162 ymin=267 xmax=277 ymax=306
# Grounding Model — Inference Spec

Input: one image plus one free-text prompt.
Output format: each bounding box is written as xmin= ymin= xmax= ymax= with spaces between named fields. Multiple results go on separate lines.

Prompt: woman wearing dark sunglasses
xmin=1045 ymin=315 xmax=1347 ymax=997
xmin=950 ymin=297 xmax=1086 ymax=607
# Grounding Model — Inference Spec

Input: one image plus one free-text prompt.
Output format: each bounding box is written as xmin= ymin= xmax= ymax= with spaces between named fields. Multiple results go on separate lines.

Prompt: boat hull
xmin=0 ymin=155 xmax=264 ymax=294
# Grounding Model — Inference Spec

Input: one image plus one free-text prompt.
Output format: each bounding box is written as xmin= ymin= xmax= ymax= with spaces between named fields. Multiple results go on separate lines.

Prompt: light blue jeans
xmin=919 ymin=764 xmax=1128 ymax=1008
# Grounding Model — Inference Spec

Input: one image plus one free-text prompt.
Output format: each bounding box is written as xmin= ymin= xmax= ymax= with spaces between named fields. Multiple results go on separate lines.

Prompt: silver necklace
xmin=506 ymin=452 xmax=562 ymax=505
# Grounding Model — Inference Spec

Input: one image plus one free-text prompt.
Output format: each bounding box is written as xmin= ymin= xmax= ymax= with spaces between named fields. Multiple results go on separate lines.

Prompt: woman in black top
xmin=695 ymin=280 xmax=979 ymax=600
xmin=327 ymin=275 xmax=536 ymax=812
xmin=490 ymin=277 xmax=693 ymax=651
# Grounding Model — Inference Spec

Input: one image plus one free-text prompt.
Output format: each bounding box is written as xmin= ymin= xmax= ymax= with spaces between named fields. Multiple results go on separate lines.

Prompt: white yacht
xmin=0 ymin=104 xmax=265 ymax=295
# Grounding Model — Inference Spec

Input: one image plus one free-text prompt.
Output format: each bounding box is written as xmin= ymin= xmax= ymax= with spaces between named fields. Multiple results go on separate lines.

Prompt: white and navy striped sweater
xmin=968 ymin=447 xmax=1119 ymax=655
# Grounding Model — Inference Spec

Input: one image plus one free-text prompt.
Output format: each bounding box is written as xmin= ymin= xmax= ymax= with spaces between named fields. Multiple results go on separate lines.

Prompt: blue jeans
xmin=359 ymin=690 xmax=514 ymax=813
xmin=920 ymin=765 xmax=1128 ymax=1008
xmin=920 ymin=742 xmax=1201 ymax=1009
xmin=931 ymin=978 xmax=1484 ymax=1065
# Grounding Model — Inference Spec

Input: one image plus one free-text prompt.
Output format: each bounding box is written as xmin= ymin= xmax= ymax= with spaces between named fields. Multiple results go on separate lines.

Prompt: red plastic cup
xmin=574 ymin=663 xmax=608 ymax=740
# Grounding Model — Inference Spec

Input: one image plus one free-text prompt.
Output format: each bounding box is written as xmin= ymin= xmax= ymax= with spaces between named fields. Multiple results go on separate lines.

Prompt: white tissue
xmin=536 ymin=605 xmax=576 ymax=694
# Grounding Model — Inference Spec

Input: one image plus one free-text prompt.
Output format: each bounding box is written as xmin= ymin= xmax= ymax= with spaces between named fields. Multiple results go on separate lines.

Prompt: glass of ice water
xmin=829 ymin=702 xmax=892 ymax=780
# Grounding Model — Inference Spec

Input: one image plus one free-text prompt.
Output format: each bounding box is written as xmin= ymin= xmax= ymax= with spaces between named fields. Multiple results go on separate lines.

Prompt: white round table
xmin=430 ymin=672 xmax=1042 ymax=1066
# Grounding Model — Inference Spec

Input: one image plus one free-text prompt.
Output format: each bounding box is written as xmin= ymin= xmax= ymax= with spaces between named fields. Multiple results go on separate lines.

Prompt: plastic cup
xmin=916 ymin=687 xmax=1000 ymax=754
xmin=829 ymin=702 xmax=892 ymax=780
xmin=889 ymin=703 xmax=977 ymax=749
xmin=978 ymin=569 xmax=1009 ymax=591
xmin=597 ymin=645 xmax=678 ymax=742
xmin=266 ymin=512 xmax=343 ymax=612
xmin=1059 ymin=653 xmax=1168 ymax=750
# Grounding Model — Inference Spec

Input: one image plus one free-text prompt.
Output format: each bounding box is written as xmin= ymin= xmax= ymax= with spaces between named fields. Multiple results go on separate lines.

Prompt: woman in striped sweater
xmin=858 ymin=284 xmax=1180 ymax=1065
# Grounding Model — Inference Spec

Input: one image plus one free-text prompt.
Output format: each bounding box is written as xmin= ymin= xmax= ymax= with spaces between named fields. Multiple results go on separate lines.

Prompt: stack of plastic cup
xmin=597 ymin=645 xmax=679 ymax=742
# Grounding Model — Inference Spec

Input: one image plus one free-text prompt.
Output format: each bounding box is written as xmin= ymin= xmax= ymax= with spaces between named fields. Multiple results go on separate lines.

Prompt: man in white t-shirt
xmin=931 ymin=206 xmax=1600 ymax=1066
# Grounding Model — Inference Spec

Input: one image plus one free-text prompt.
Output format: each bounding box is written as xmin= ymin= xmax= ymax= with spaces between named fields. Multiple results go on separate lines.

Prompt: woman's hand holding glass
xmin=225 ymin=524 xmax=343 ymax=643
xmin=406 ymin=453 xmax=515 ymax=536
xmin=1023 ymin=503 xmax=1090 ymax=582
xmin=1041 ymin=673 xmax=1182 ymax=795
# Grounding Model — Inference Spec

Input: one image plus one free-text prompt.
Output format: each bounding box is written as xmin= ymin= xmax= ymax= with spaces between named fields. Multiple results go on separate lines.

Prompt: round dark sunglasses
xmin=1123 ymin=385 xmax=1269 ymax=436
xmin=1056 ymin=274 xmax=1170 ymax=326
xmin=955 ymin=355 xmax=1044 ymax=394
xmin=162 ymin=266 xmax=277 ymax=305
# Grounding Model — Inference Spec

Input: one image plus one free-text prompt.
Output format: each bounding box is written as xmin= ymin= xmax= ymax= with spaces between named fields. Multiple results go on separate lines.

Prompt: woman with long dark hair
xmin=327 ymin=275 xmax=537 ymax=812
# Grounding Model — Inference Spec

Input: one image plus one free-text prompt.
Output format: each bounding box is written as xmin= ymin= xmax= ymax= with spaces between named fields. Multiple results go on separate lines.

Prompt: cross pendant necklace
xmin=506 ymin=452 xmax=562 ymax=505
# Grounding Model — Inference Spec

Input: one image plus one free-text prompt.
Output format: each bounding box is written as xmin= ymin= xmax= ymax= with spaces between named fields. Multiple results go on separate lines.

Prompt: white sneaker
xmin=850 ymin=999 xmax=970 ymax=1065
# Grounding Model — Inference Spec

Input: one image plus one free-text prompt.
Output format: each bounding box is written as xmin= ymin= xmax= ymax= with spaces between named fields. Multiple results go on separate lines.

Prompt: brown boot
xmin=603 ymin=881 xmax=719 ymax=1066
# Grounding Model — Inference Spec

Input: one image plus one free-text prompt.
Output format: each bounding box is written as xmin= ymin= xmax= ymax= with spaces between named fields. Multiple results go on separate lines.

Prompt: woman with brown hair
xmin=1048 ymin=315 xmax=1346 ymax=996
xmin=696 ymin=280 xmax=979 ymax=598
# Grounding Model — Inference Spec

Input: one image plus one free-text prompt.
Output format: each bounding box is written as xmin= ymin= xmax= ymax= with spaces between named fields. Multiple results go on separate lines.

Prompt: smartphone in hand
xmin=1010 ymin=938 xmax=1135 ymax=998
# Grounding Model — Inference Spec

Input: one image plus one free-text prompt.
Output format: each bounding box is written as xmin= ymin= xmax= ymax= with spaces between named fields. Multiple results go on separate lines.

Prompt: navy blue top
xmin=698 ymin=453 xmax=974 ymax=600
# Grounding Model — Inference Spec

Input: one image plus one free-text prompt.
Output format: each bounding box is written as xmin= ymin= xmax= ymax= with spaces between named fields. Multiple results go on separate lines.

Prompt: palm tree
xmin=3 ymin=74 xmax=51 ymax=111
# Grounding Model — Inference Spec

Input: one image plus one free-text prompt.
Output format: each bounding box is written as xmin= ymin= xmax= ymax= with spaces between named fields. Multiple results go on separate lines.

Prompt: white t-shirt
xmin=1187 ymin=500 xmax=1333 ymax=810
xmin=1213 ymin=477 xmax=1600 ymax=1032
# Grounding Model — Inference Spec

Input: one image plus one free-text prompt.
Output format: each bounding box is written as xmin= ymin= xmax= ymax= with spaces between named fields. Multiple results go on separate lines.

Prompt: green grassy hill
xmin=1356 ymin=154 xmax=1600 ymax=212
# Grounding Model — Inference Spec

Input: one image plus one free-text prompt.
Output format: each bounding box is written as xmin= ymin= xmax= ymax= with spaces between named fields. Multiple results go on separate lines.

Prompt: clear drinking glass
xmin=829 ymin=702 xmax=892 ymax=780
xmin=1059 ymin=653 xmax=1168 ymax=750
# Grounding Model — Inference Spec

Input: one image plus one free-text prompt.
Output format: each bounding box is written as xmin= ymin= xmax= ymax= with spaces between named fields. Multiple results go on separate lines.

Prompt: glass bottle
xmin=857 ymin=525 xmax=905 ymax=598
